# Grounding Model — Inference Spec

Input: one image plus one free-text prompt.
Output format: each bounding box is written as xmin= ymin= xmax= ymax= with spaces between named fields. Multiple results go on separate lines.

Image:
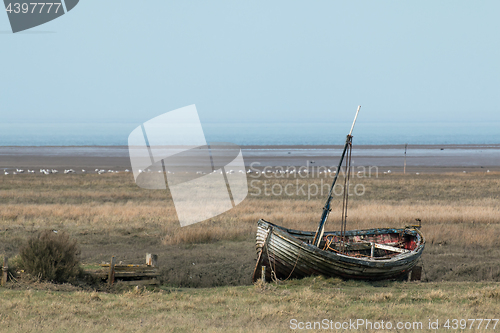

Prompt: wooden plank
xmin=373 ymin=243 xmax=409 ymax=254
xmin=113 ymin=267 xmax=158 ymax=273
xmin=113 ymin=265 xmax=157 ymax=270
xmin=100 ymin=264 xmax=149 ymax=268
xmin=1 ymin=256 xmax=8 ymax=286
xmin=114 ymin=272 xmax=160 ymax=278
xmin=108 ymin=256 xmax=116 ymax=286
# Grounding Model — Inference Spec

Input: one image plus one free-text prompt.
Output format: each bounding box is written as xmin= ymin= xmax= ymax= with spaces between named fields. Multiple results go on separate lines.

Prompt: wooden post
xmin=2 ymin=256 xmax=8 ymax=286
xmin=261 ymin=266 xmax=266 ymax=283
xmin=146 ymin=253 xmax=158 ymax=267
xmin=408 ymin=266 xmax=422 ymax=281
xmin=404 ymin=144 xmax=408 ymax=174
xmin=370 ymin=243 xmax=375 ymax=258
xmin=108 ymin=256 xmax=116 ymax=286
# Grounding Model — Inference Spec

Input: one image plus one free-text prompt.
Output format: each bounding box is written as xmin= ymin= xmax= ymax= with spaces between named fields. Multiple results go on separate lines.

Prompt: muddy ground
xmin=74 ymin=235 xmax=500 ymax=287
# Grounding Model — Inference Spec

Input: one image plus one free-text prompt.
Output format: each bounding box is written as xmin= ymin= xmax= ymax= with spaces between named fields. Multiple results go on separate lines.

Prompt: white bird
xmin=13 ymin=172 xmax=17 ymax=175
xmin=416 ymin=172 xmax=420 ymax=175
xmin=124 ymin=169 xmax=130 ymax=172
xmin=4 ymin=172 xmax=8 ymax=175
xmin=82 ymin=169 xmax=86 ymax=173
xmin=387 ymin=170 xmax=392 ymax=174
xmin=487 ymin=170 xmax=490 ymax=173
xmin=463 ymin=171 xmax=467 ymax=173
xmin=246 ymin=170 xmax=251 ymax=173
xmin=95 ymin=169 xmax=99 ymax=172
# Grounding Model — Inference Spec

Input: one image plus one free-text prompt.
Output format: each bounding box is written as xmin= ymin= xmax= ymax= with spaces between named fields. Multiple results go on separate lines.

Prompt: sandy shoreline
xmin=1 ymin=145 xmax=499 ymax=172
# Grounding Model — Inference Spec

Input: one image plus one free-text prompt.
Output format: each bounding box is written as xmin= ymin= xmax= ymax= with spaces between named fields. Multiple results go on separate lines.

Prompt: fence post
xmin=261 ymin=266 xmax=266 ymax=283
xmin=108 ymin=256 xmax=116 ymax=286
xmin=2 ymin=256 xmax=8 ymax=286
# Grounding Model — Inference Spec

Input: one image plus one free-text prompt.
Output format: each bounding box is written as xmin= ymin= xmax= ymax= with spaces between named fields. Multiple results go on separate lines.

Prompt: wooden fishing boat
xmin=252 ymin=219 xmax=425 ymax=281
xmin=252 ymin=106 xmax=425 ymax=282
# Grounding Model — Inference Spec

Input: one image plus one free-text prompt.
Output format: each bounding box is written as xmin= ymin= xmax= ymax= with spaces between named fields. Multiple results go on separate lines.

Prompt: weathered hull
xmin=253 ymin=219 xmax=425 ymax=282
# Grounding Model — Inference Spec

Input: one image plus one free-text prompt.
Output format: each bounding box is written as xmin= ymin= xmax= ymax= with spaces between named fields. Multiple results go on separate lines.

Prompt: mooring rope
xmin=264 ymin=231 xmax=301 ymax=283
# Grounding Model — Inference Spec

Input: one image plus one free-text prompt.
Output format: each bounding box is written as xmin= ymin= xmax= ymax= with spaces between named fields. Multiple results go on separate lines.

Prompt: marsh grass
xmin=1 ymin=172 xmax=500 ymax=330
xmin=0 ymin=278 xmax=499 ymax=332
xmin=1 ymin=172 xmax=499 ymax=248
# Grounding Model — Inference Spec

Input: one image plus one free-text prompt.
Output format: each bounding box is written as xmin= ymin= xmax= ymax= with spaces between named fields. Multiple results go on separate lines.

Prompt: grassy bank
xmin=1 ymin=278 xmax=500 ymax=332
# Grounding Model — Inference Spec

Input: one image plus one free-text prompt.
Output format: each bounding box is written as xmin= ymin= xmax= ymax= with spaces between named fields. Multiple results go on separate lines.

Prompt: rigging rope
xmin=340 ymin=138 xmax=353 ymax=253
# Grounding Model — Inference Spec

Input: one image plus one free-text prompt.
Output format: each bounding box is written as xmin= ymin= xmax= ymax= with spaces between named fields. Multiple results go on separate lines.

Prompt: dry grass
xmin=1 ymin=172 xmax=500 ymax=330
xmin=1 ymin=172 xmax=499 ymax=248
xmin=1 ymin=278 xmax=499 ymax=332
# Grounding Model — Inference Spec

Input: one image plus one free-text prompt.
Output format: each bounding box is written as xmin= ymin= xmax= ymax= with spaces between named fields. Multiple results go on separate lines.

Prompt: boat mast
xmin=313 ymin=106 xmax=360 ymax=247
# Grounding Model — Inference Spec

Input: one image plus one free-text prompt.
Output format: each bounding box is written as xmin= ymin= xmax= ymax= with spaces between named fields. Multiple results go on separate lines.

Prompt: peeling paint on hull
xmin=253 ymin=219 xmax=425 ymax=282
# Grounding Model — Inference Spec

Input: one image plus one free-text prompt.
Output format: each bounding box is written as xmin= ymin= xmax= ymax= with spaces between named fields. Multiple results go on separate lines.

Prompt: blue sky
xmin=1 ymin=1 xmax=499 ymax=125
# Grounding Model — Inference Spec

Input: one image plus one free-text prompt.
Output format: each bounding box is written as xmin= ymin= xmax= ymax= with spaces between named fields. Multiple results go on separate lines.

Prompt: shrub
xmin=20 ymin=230 xmax=81 ymax=283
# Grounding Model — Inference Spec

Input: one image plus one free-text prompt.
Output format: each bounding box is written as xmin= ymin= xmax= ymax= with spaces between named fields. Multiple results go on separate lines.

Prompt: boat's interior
xmin=283 ymin=226 xmax=421 ymax=259
xmin=320 ymin=232 xmax=418 ymax=258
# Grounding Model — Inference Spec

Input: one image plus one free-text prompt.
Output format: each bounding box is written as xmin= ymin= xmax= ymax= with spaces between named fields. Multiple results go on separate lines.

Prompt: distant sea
xmin=0 ymin=122 xmax=499 ymax=146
